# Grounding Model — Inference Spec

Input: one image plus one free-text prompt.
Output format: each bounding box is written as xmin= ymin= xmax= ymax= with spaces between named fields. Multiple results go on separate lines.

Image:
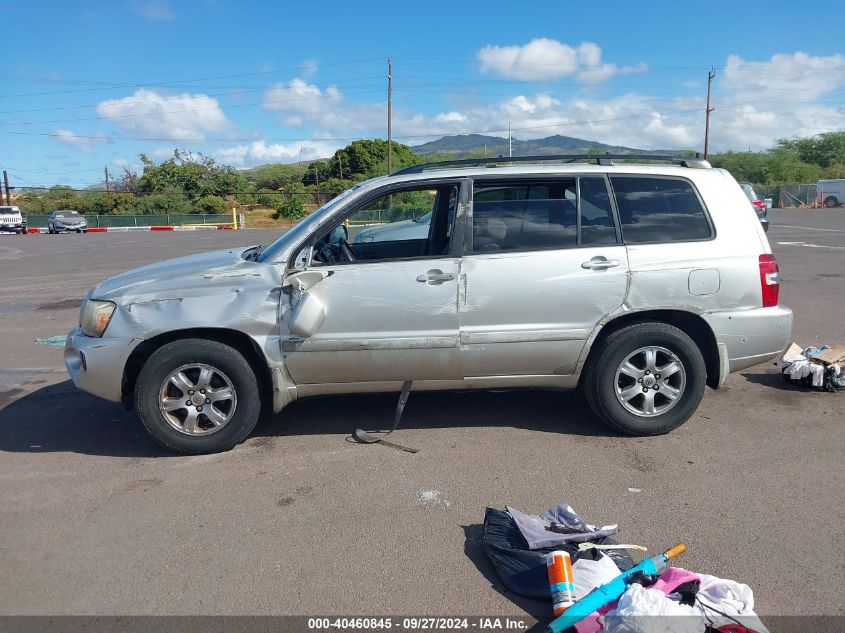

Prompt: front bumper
xmin=703 ymin=305 xmax=793 ymax=374
xmin=0 ymin=222 xmax=25 ymax=232
xmin=64 ymin=327 xmax=142 ymax=402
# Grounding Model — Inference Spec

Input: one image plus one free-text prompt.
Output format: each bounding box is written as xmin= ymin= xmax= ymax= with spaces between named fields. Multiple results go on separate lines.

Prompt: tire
xmin=48 ymin=225 xmax=55 ymax=234
xmin=582 ymin=322 xmax=706 ymax=436
xmin=135 ymin=338 xmax=262 ymax=454
xmin=824 ymin=196 xmax=839 ymax=208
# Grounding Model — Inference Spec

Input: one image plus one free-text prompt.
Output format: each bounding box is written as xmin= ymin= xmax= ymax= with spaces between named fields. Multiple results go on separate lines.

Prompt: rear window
xmin=610 ymin=176 xmax=712 ymax=244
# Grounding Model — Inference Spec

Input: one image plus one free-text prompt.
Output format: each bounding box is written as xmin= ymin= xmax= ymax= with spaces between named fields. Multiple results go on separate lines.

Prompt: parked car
xmin=48 ymin=210 xmax=88 ymax=233
xmin=816 ymin=179 xmax=845 ymax=208
xmin=354 ymin=211 xmax=432 ymax=243
xmin=65 ymin=155 xmax=792 ymax=454
xmin=0 ymin=205 xmax=27 ymax=234
xmin=739 ymin=182 xmax=769 ymax=232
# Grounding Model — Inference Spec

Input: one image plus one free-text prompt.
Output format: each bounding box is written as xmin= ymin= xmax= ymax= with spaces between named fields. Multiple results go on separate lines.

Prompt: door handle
xmin=581 ymin=256 xmax=620 ymax=270
xmin=417 ymin=269 xmax=457 ymax=285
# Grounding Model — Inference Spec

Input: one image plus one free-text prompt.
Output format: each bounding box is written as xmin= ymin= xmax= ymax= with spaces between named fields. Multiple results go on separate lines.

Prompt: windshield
xmin=256 ymin=185 xmax=361 ymax=263
xmin=740 ymin=183 xmax=759 ymax=201
xmin=55 ymin=211 xmax=80 ymax=218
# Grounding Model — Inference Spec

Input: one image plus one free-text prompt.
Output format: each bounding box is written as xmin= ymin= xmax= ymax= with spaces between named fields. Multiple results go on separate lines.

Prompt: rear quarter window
xmin=610 ymin=176 xmax=712 ymax=244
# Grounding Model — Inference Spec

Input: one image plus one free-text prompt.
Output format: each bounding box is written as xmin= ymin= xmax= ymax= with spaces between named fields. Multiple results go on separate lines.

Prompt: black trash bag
xmin=482 ymin=507 xmax=634 ymax=600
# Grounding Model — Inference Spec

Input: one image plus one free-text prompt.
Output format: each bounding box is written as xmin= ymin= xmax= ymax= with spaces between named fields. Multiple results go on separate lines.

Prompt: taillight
xmin=759 ymin=254 xmax=780 ymax=307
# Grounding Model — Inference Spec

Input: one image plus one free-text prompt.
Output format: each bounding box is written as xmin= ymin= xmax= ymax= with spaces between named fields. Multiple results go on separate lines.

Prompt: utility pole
xmin=704 ymin=67 xmax=715 ymax=160
xmin=104 ymin=166 xmax=110 ymax=192
xmin=508 ymin=121 xmax=512 ymax=157
xmin=387 ymin=57 xmax=393 ymax=175
xmin=314 ymin=164 xmax=320 ymax=205
xmin=338 ymin=154 xmax=343 ymax=180
xmin=3 ymin=170 xmax=10 ymax=205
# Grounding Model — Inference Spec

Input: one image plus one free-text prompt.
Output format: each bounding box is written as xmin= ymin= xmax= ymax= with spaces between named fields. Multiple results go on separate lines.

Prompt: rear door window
xmin=610 ymin=176 xmax=712 ymax=244
xmin=472 ymin=181 xmax=577 ymax=253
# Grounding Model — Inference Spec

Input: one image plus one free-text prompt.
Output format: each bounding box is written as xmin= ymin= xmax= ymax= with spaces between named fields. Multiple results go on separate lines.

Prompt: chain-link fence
xmin=25 ymin=214 xmax=234 ymax=228
xmin=753 ymin=184 xmax=817 ymax=207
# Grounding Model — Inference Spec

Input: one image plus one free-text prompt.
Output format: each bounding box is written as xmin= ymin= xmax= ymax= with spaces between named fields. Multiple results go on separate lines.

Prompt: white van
xmin=817 ymin=179 xmax=845 ymax=208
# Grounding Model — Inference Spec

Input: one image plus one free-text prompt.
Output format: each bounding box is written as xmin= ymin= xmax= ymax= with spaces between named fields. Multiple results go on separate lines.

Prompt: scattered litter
xmin=781 ymin=341 xmax=845 ymax=392
xmin=417 ymin=490 xmax=450 ymax=507
xmin=479 ymin=505 xmax=769 ymax=633
xmin=481 ymin=507 xmax=634 ymax=600
xmin=507 ymin=503 xmax=618 ymax=549
xmin=352 ymin=380 xmax=419 ymax=453
xmin=34 ymin=335 xmax=66 ymax=348
xmin=577 ymin=543 xmax=647 ymax=553
xmin=627 ymin=488 xmax=641 ymax=493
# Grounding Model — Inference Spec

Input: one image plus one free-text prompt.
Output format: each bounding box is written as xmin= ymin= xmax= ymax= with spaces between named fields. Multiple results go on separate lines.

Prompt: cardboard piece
xmin=813 ymin=346 xmax=845 ymax=365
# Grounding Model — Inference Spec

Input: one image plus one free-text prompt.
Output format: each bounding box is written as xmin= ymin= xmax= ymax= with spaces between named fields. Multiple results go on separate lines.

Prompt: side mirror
xmin=291 ymin=245 xmax=312 ymax=270
xmin=329 ymin=224 xmax=348 ymax=244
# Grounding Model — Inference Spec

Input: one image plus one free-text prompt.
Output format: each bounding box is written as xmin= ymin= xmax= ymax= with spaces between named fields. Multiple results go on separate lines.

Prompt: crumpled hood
xmin=91 ymin=246 xmax=256 ymax=301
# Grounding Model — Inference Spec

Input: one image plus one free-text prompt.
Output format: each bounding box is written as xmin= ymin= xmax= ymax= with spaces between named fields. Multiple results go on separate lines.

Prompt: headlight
xmin=80 ymin=299 xmax=116 ymax=337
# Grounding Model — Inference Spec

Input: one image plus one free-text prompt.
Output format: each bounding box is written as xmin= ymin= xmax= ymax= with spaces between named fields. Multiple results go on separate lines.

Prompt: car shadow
xmin=740 ymin=370 xmax=809 ymax=391
xmin=0 ymin=380 xmax=613 ymax=458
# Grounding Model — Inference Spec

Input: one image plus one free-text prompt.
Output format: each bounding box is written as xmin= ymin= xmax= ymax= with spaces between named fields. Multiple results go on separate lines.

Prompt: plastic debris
xmin=781 ymin=342 xmax=845 ymax=392
xmin=34 ymin=335 xmax=66 ymax=348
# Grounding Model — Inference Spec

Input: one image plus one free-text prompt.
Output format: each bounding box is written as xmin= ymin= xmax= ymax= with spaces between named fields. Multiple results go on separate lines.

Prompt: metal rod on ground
xmin=387 ymin=57 xmax=393 ymax=175
xmin=704 ymin=67 xmax=715 ymax=160
xmin=232 ymin=206 xmax=238 ymax=229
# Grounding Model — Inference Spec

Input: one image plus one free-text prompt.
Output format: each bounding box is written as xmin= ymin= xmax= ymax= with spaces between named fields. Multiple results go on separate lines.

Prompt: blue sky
xmin=4 ymin=0 xmax=845 ymax=188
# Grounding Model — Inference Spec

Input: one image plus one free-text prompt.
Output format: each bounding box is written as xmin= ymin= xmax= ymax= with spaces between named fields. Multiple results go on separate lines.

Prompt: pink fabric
xmin=574 ymin=567 xmax=701 ymax=633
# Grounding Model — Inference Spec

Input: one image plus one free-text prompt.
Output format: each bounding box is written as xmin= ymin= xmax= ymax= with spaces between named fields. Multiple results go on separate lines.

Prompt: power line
xmin=0 ymin=57 xmax=383 ymax=99
xmin=0 ymin=75 xmax=385 ymax=115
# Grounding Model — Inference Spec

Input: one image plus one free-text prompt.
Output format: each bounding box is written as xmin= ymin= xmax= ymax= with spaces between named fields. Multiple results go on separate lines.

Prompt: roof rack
xmin=394 ymin=153 xmax=711 ymax=175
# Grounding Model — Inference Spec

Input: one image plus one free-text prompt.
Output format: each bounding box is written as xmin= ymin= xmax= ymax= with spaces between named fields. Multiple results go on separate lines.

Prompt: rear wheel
xmin=583 ymin=322 xmax=706 ymax=436
xmin=824 ymin=196 xmax=839 ymax=208
xmin=135 ymin=338 xmax=262 ymax=454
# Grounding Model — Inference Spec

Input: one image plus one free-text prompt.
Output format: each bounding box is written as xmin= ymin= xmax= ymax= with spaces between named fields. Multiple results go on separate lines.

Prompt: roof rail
xmin=393 ymin=153 xmax=711 ymax=175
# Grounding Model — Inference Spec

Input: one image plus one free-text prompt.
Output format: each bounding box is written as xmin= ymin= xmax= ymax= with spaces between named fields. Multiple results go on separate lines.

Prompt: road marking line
xmin=777 ymin=241 xmax=845 ymax=250
xmin=774 ymin=224 xmax=845 ymax=233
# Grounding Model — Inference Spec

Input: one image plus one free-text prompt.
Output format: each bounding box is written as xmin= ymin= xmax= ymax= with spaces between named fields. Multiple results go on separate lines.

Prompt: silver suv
xmin=65 ymin=155 xmax=793 ymax=454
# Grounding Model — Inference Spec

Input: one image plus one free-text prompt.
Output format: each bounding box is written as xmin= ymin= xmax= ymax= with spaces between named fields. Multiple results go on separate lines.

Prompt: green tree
xmin=195 ymin=195 xmax=230 ymax=215
xmin=777 ymin=131 xmax=845 ymax=169
xmin=138 ymin=150 xmax=246 ymax=200
xmin=274 ymin=184 xmax=306 ymax=220
xmin=131 ymin=190 xmax=194 ymax=215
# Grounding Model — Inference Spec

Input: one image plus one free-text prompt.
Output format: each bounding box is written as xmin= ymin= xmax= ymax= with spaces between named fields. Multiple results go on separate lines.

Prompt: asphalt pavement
xmin=1 ymin=210 xmax=843 ymax=619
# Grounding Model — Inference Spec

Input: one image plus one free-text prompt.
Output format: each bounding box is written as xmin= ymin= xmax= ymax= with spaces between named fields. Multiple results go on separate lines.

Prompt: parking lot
xmin=1 ymin=209 xmax=843 ymax=619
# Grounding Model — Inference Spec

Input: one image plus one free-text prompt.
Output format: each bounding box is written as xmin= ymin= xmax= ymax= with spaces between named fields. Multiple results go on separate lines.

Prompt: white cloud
xmin=216 ymin=140 xmax=341 ymax=167
xmin=478 ymin=38 xmax=646 ymax=83
xmin=54 ymin=130 xmax=110 ymax=152
xmin=132 ymin=0 xmax=174 ymax=21
xmin=264 ymin=79 xmax=342 ymax=116
xmin=96 ymin=89 xmax=231 ymax=140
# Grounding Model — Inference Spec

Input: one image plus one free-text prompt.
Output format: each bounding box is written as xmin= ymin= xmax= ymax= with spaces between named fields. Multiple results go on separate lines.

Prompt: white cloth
xmin=695 ymin=574 xmax=770 ymax=633
xmin=784 ymin=358 xmax=826 ymax=387
xmin=572 ymin=553 xmax=622 ymax=600
xmin=601 ymin=584 xmax=706 ymax=633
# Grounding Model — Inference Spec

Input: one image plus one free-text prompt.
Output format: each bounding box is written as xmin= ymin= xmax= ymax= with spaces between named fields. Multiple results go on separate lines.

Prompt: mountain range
xmin=410 ymin=133 xmax=681 ymax=157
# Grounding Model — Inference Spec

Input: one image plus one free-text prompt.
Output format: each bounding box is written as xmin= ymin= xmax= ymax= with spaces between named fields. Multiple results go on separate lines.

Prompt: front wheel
xmin=583 ymin=322 xmax=706 ymax=436
xmin=824 ymin=196 xmax=839 ymax=208
xmin=135 ymin=338 xmax=262 ymax=454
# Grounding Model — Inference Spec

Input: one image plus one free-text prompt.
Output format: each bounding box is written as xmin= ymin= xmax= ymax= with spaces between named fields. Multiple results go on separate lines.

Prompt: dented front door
xmin=282 ymin=259 xmax=462 ymax=384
